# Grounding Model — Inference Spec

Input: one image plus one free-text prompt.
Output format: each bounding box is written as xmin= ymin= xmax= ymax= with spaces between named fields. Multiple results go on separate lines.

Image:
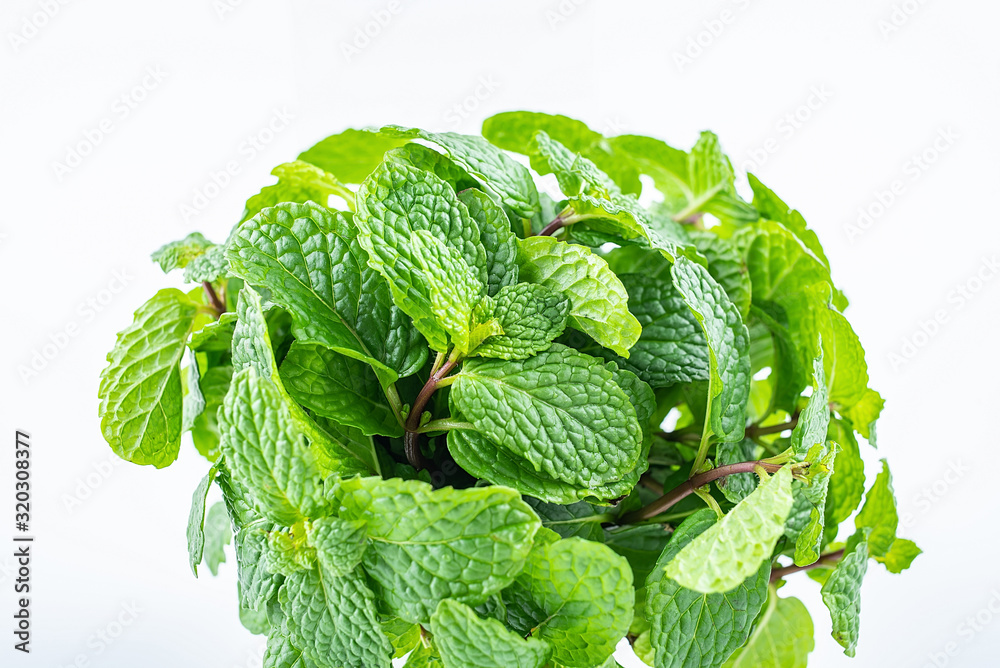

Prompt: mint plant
xmin=98 ymin=111 xmax=918 ymax=667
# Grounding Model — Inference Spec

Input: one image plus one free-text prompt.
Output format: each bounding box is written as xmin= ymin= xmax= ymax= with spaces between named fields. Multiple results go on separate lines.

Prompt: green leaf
xmin=386 ymin=143 xmax=480 ymax=192
xmin=186 ymin=468 xmax=217 ymax=577
xmin=306 ymin=516 xmax=368 ymax=577
xmin=686 ymin=230 xmax=751 ymax=319
xmin=686 ymin=131 xmax=756 ymax=223
xmin=381 ymin=126 xmax=540 ymax=218
xmin=451 ymin=346 xmax=643 ymax=488
xmin=789 ymin=445 xmax=838 ymax=567
xmin=790 ymin=348 xmax=830 ymax=458
xmin=664 ymin=466 xmax=794 ymax=594
xmin=182 ymin=353 xmax=207 ymax=433
xmin=446 ymin=429 xmax=638 ymax=505
xmin=523 ymin=498 xmax=608 ymax=541
xmin=743 ymin=220 xmax=834 ymax=309
xmin=151 ymin=232 xmax=213 ymax=272
xmin=280 ymin=342 xmax=402 ymax=437
xmin=98 ymin=289 xmax=201 ymax=468
xmin=821 ymin=538 xmax=869 ymax=657
xmin=607 ymin=135 xmax=690 ymax=214
xmin=605 ymin=362 xmax=656 ymax=428
xmin=502 ymin=537 xmax=634 ymax=667
xmin=715 ymin=439 xmax=758 ymax=503
xmin=645 ymin=509 xmax=770 ymax=668
xmin=429 ymin=599 xmax=552 ymax=668
xmin=842 ymin=387 xmax=884 ymax=444
xmin=459 ymin=188 xmax=519 ymax=297
xmin=219 ymin=368 xmax=331 ymax=524
xmin=382 ymin=617 xmax=421 ymax=659
xmin=825 ymin=420 xmax=866 ymax=527
xmin=242 ymin=161 xmax=354 ymax=223
xmin=602 ymin=272 xmax=709 ymax=388
xmin=721 ymin=593 xmax=814 ymax=668
xmin=183 ymin=245 xmax=229 ymax=283
xmin=474 ymin=283 xmax=570 ymax=360
xmin=298 ymin=128 xmax=408 ymax=184
xmin=409 ymin=229 xmax=489 ymax=355
xmin=672 ymin=257 xmax=751 ymax=443
xmin=333 ymin=476 xmax=540 ymax=623
xmin=603 ymin=524 xmax=673 ymax=586
xmin=854 ymin=460 xmax=898 ymax=558
xmin=405 ymin=645 xmax=445 ymax=668
xmin=203 ymin=501 xmax=231 ymax=576
xmin=280 ymin=564 xmax=393 ymax=668
xmin=748 ymin=173 xmax=829 ymax=269
xmin=875 ymin=538 xmax=922 ymax=574
xmin=516 ymin=236 xmax=641 ymax=357
xmin=227 ymin=201 xmax=427 ymax=386
xmin=264 ymin=627 xmax=317 ymax=668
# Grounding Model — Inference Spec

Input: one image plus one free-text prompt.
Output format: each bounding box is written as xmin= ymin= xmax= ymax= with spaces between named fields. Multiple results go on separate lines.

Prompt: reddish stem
xmin=403 ymin=358 xmax=458 ymax=469
xmin=769 ymin=549 xmax=845 ymax=583
xmin=203 ymin=281 xmax=226 ymax=315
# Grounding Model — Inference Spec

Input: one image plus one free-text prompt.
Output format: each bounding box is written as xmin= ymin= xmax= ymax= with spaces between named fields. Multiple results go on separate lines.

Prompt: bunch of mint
xmin=97 ymin=111 xmax=918 ymax=667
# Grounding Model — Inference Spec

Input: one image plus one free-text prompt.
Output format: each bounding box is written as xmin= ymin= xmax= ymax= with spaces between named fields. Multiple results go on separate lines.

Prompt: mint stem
xmin=769 ymin=549 xmax=845 ymax=583
xmin=203 ymin=281 xmax=226 ymax=315
xmin=622 ymin=461 xmax=784 ymax=523
xmin=746 ymin=411 xmax=800 ymax=438
xmin=539 ymin=215 xmax=567 ymax=236
xmin=403 ymin=357 xmax=458 ymax=470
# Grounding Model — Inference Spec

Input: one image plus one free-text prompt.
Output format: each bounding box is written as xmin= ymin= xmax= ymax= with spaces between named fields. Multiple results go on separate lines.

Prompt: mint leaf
xmin=517 ymin=236 xmax=641 ymax=357
xmin=306 ymin=516 xmax=367 ymax=577
xmin=152 ymin=232 xmax=213 ymax=272
xmin=280 ymin=564 xmax=393 ymax=668
xmin=672 ymin=257 xmax=751 ymax=443
xmin=686 ymin=229 xmax=751 ymax=319
xmin=381 ymin=126 xmax=540 ymax=218
xmin=821 ymin=537 xmax=869 ymax=657
xmin=227 ymin=201 xmax=427 ymax=386
xmin=430 ymin=599 xmax=552 ymax=668
xmin=405 ymin=645 xmax=445 ymax=667
xmin=280 ymin=342 xmax=402 ymax=437
xmin=183 ymin=245 xmax=229 ymax=283
xmin=387 ymin=142 xmax=479 ymax=192
xmin=876 ymin=538 xmax=922 ymax=574
xmin=854 ymin=460 xmax=898 ymax=558
xmin=721 ymin=593 xmax=814 ymax=668
xmin=502 ymin=537 xmax=634 ymax=667
xmin=474 ymin=283 xmax=570 ymax=360
xmin=203 ymin=502 xmax=231 ymax=576
xmin=748 ymin=173 xmax=830 ymax=269
xmin=99 ymin=289 xmax=201 ymax=468
xmin=264 ymin=626 xmax=317 ymax=668
xmin=789 ymin=445 xmax=838 ymax=566
xmin=686 ymin=131 xmax=756 ymax=223
xmin=298 ymin=128 xmax=408 ymax=184
xmin=715 ymin=439 xmax=758 ymax=503
xmin=187 ymin=468 xmax=217 ymax=577
xmin=242 ymin=161 xmax=354 ymax=222
xmin=646 ymin=509 xmax=770 ymax=668
xmin=333 ymin=476 xmax=540 ymax=623
xmin=664 ymin=467 xmax=794 ymax=593
xmin=743 ymin=220 xmax=835 ymax=309
xmin=458 ymin=188 xmax=519 ymax=297
xmin=790 ymin=348 xmax=830 ymax=458
xmin=451 ymin=346 xmax=643 ymax=488
xmin=825 ymin=419 xmax=867 ymax=527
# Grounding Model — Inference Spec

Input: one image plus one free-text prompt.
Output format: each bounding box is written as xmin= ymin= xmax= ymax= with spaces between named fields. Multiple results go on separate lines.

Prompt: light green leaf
xmin=854 ymin=460 xmax=898 ymax=558
xmin=182 ymin=352 xmax=207 ymax=433
xmin=446 ymin=429 xmax=638 ymax=505
xmin=686 ymin=229 xmax=751 ymax=319
xmin=721 ymin=593 xmax=814 ymax=668
xmin=744 ymin=220 xmax=833 ymax=309
xmin=280 ymin=342 xmax=402 ymax=437
xmin=451 ymin=346 xmax=643 ymax=488
xmin=645 ymin=509 xmax=770 ymax=668
xmin=602 ymin=272 xmax=709 ymax=388
xmin=410 ymin=229 xmax=488 ymax=354
xmin=748 ymin=173 xmax=830 ymax=269
xmin=502 ymin=537 xmax=634 ymax=667
xmin=825 ymin=420 xmax=866 ymax=527
xmin=665 ymin=467 xmax=794 ymax=594
xmin=529 ymin=130 xmax=616 ymax=198
xmin=842 ymin=387 xmax=884 ymax=444
xmin=430 ymin=599 xmax=552 ymax=668
xmin=333 ymin=476 xmax=540 ymax=623
xmin=202 ymin=501 xmax=230 ymax=576
xmin=686 ymin=131 xmax=756 ymax=223
xmin=186 ymin=468 xmax=217 ymax=577
xmin=227 ymin=201 xmax=427 ymax=386
xmin=875 ymin=538 xmax=922 ymax=574
xmin=790 ymin=348 xmax=829 ymax=458
xmin=474 ymin=283 xmax=570 ymax=360
xmin=382 ymin=617 xmax=421 ymax=659
xmin=306 ymin=516 xmax=368 ymax=577
xmin=790 ymin=445 xmax=838 ymax=567
xmin=280 ymin=564 xmax=393 ymax=668
xmin=219 ymin=368 xmax=331 ymax=524
xmin=99 ymin=289 xmax=200 ymax=468
xmin=405 ymin=645 xmax=445 ymax=667
xmin=183 ymin=244 xmax=229 ymax=283
xmin=386 ymin=142 xmax=479 ymax=192
xmin=151 ymin=232 xmax=213 ymax=272
xmin=608 ymin=134 xmax=690 ymax=213
xmin=821 ymin=539 xmax=869 ymax=657
xmin=516 ymin=236 xmax=641 ymax=357
xmin=242 ymin=161 xmax=354 ymax=222
xmin=672 ymin=257 xmax=751 ymax=443
xmin=459 ymin=188 xmax=519 ymax=297
xmin=298 ymin=128 xmax=408 ymax=184
xmin=381 ymin=126 xmax=540 ymax=218
xmin=264 ymin=625 xmax=318 ymax=668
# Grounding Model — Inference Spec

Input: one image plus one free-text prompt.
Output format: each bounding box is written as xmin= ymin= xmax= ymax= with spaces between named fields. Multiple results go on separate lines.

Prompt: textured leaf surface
xmin=307 ymin=516 xmax=368 ymax=577
xmin=821 ymin=539 xmax=869 ymax=657
xmin=715 ymin=439 xmax=758 ymax=504
xmin=451 ymin=346 xmax=643 ymax=488
xmin=790 ymin=445 xmax=837 ymax=566
xmin=227 ymin=201 xmax=426 ymax=385
xmin=721 ymin=594 xmax=814 ymax=668
xmin=875 ymin=538 xmax=921 ymax=574
xmin=152 ymin=232 xmax=213 ymax=272
xmin=748 ymin=174 xmax=829 ymax=269
xmin=99 ymin=289 xmax=199 ymax=468
xmin=298 ymin=128 xmax=408 ymax=184
xmin=459 ymin=188 xmax=518 ymax=296
xmin=264 ymin=628 xmax=316 ymax=668
xmin=672 ymin=257 xmax=750 ymax=442
xmin=474 ymin=283 xmax=570 ymax=360
xmin=825 ymin=420 xmax=866 ymax=527
xmin=503 ymin=537 xmax=634 ymax=667
xmin=186 ymin=468 xmax=216 ymax=576
xmin=334 ymin=476 xmax=540 ymax=623
xmin=203 ymin=501 xmax=231 ymax=576
xmin=430 ymin=599 xmax=551 ymax=668
xmin=687 ymin=230 xmax=751 ymax=319
xmin=280 ymin=564 xmax=392 ymax=668
xmin=517 ymin=236 xmax=640 ymax=357
xmin=242 ymin=161 xmax=352 ymax=222
xmin=665 ymin=467 xmax=794 ymax=593
xmin=646 ymin=510 xmax=770 ymax=668
xmin=854 ymin=460 xmax=898 ymax=558
xmin=280 ymin=342 xmax=402 ymax=437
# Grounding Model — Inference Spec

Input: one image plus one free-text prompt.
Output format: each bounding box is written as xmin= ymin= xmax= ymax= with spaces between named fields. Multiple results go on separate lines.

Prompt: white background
xmin=1 ymin=1 xmax=998 ymax=666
